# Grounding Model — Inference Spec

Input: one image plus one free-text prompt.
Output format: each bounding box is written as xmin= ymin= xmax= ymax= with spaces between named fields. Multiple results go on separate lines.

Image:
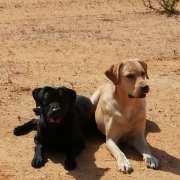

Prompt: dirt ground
xmin=0 ymin=0 xmax=180 ymax=179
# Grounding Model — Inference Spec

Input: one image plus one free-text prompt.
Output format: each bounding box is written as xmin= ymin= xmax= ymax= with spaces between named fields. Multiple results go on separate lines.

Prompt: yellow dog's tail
xmin=90 ymin=88 xmax=101 ymax=108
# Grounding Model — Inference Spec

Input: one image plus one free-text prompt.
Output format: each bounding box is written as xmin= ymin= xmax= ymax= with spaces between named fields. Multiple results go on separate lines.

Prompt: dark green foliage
xmin=159 ymin=0 xmax=179 ymax=14
xmin=142 ymin=0 xmax=179 ymax=14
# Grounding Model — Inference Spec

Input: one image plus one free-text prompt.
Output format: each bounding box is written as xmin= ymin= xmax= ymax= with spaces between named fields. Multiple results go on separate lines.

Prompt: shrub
xmin=159 ymin=0 xmax=179 ymax=14
xmin=142 ymin=0 xmax=179 ymax=14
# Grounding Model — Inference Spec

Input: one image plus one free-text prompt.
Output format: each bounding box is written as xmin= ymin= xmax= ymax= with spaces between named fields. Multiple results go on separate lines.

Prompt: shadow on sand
xmin=46 ymin=135 xmax=108 ymax=180
xmin=119 ymin=120 xmax=180 ymax=175
xmin=42 ymin=119 xmax=180 ymax=178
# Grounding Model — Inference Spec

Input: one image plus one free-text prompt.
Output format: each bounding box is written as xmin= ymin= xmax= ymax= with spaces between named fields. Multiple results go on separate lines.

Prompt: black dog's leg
xmin=14 ymin=119 xmax=37 ymax=136
xmin=31 ymin=137 xmax=45 ymax=168
xmin=31 ymin=117 xmax=46 ymax=168
xmin=33 ymin=106 xmax=41 ymax=116
xmin=64 ymin=138 xmax=85 ymax=170
xmin=64 ymin=151 xmax=77 ymax=170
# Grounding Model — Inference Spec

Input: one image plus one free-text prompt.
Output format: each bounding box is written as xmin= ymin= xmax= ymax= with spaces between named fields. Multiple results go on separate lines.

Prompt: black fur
xmin=14 ymin=119 xmax=37 ymax=136
xmin=14 ymin=86 xmax=95 ymax=170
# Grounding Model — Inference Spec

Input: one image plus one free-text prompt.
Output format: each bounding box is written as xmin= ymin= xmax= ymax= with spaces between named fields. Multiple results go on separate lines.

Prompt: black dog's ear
xmin=32 ymin=86 xmax=54 ymax=106
xmin=60 ymin=87 xmax=76 ymax=103
xmin=32 ymin=88 xmax=42 ymax=106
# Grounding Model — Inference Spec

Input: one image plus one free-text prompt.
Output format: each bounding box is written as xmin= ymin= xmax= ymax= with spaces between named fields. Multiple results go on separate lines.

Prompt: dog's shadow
xmin=120 ymin=120 xmax=180 ymax=175
xmin=46 ymin=136 xmax=109 ymax=179
xmin=40 ymin=119 xmax=180 ymax=176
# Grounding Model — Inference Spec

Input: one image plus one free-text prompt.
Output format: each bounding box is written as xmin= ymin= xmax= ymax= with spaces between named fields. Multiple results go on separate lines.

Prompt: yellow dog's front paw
xmin=118 ymin=159 xmax=133 ymax=174
xmin=144 ymin=155 xmax=159 ymax=169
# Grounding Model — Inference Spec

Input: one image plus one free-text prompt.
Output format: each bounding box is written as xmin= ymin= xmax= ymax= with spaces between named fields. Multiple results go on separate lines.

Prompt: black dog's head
xmin=32 ymin=86 xmax=76 ymax=125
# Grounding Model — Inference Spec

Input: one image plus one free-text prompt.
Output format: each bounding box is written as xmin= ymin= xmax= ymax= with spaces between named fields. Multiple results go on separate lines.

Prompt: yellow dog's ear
xmin=138 ymin=61 xmax=149 ymax=79
xmin=105 ymin=63 xmax=123 ymax=85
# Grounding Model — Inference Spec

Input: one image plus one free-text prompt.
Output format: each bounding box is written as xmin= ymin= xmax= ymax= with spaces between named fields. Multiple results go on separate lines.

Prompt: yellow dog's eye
xmin=126 ymin=74 xmax=134 ymax=79
xmin=141 ymin=72 xmax=145 ymax=76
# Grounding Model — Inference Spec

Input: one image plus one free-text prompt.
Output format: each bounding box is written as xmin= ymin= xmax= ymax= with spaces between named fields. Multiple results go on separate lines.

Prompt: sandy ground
xmin=0 ymin=0 xmax=180 ymax=179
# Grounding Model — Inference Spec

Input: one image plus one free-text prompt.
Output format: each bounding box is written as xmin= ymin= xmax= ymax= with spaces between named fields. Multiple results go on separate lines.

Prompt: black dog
xmin=14 ymin=86 xmax=95 ymax=170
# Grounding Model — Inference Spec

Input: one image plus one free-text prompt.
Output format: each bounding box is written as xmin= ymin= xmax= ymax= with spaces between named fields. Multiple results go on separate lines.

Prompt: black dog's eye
xmin=126 ymin=74 xmax=135 ymax=79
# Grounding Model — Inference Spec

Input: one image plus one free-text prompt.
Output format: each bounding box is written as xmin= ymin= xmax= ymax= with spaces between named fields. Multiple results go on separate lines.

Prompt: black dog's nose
xmin=141 ymin=85 xmax=149 ymax=93
xmin=52 ymin=107 xmax=61 ymax=113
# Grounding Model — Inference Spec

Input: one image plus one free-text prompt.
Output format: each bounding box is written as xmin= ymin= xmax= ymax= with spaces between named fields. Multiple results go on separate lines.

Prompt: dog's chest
xmin=44 ymin=127 xmax=68 ymax=146
xmin=107 ymin=103 xmax=145 ymax=139
xmin=124 ymin=105 xmax=144 ymax=123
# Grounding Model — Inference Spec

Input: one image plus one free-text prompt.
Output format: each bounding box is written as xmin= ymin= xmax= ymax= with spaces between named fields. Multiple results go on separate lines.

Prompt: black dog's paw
xmin=31 ymin=156 xmax=45 ymax=168
xmin=14 ymin=126 xmax=24 ymax=136
xmin=64 ymin=158 xmax=77 ymax=170
xmin=33 ymin=107 xmax=41 ymax=116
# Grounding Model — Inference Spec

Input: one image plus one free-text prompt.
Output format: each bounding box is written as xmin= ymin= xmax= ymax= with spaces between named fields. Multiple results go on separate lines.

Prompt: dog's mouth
xmin=128 ymin=92 xmax=147 ymax=99
xmin=47 ymin=116 xmax=62 ymax=124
